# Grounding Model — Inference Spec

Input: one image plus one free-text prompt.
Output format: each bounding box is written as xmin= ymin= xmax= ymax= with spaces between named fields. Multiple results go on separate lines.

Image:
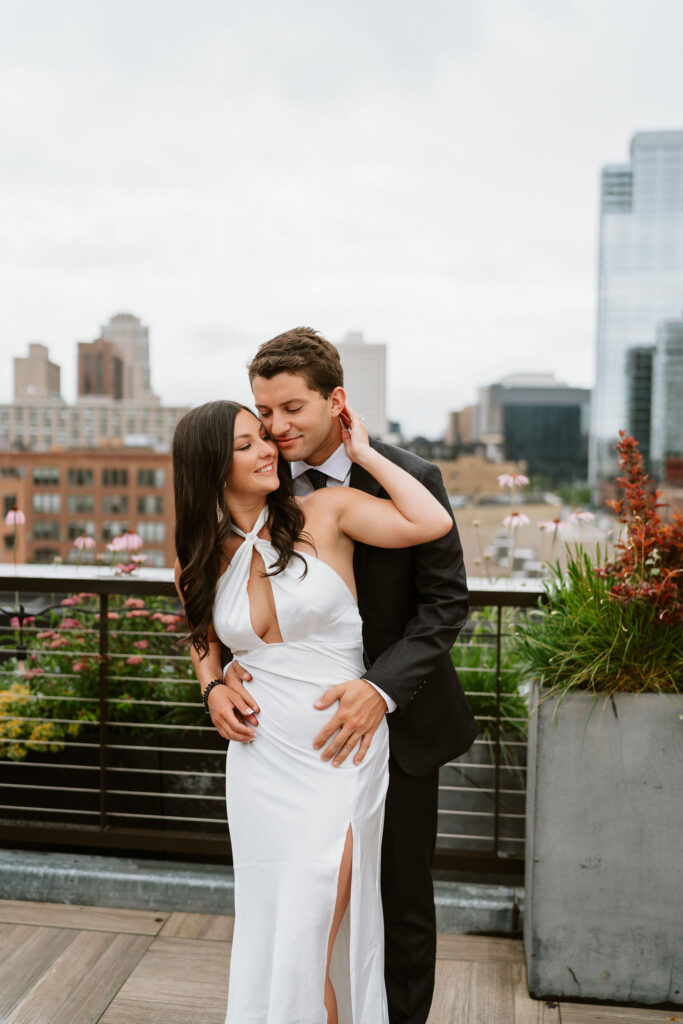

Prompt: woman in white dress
xmin=172 ymin=400 xmax=451 ymax=1024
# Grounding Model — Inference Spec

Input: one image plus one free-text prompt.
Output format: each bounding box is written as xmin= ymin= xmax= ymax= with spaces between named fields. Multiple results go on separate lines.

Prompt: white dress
xmin=213 ymin=506 xmax=390 ymax=1024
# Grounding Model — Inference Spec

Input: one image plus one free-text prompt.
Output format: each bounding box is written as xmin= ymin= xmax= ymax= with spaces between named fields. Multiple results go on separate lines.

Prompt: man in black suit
xmin=220 ymin=327 xmax=477 ymax=1024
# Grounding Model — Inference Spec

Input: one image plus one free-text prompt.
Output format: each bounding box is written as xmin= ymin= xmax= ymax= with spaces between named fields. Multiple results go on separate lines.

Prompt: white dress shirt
xmin=292 ymin=444 xmax=396 ymax=714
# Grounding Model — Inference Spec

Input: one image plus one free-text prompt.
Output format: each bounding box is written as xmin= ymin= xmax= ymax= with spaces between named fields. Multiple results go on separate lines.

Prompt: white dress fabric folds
xmin=213 ymin=506 xmax=390 ymax=1024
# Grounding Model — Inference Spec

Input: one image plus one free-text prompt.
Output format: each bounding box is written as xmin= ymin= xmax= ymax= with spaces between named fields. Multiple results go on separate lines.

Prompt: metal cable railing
xmin=0 ymin=567 xmax=542 ymax=874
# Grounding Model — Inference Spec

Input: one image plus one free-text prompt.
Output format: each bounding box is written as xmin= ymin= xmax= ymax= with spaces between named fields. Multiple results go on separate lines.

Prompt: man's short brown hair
xmin=248 ymin=327 xmax=344 ymax=398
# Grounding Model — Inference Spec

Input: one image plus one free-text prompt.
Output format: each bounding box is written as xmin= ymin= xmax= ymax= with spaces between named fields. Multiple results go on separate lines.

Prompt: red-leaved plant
xmin=599 ymin=432 xmax=683 ymax=625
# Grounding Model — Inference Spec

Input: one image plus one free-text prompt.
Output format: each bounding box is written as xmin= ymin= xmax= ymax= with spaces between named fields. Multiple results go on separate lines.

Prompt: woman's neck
xmin=226 ymin=498 xmax=268 ymax=536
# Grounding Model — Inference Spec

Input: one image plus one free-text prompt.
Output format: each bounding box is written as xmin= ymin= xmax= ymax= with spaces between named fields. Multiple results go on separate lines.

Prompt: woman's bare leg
xmin=325 ymin=826 xmax=353 ymax=1024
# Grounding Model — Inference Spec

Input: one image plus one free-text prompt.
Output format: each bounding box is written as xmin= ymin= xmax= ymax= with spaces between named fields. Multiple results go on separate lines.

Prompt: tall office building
xmin=100 ymin=313 xmax=158 ymax=401
xmin=336 ymin=331 xmax=387 ymax=438
xmin=651 ymin=318 xmax=683 ymax=481
xmin=78 ymin=338 xmax=124 ymax=399
xmin=13 ymin=343 xmax=62 ymax=400
xmin=590 ymin=130 xmax=683 ymax=487
xmin=476 ymin=374 xmax=591 ymax=483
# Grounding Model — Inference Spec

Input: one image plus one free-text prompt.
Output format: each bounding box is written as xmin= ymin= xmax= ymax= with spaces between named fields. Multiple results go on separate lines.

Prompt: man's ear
xmin=329 ymin=386 xmax=346 ymax=418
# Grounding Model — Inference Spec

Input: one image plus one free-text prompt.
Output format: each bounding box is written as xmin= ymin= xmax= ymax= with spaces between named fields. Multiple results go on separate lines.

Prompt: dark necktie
xmin=307 ymin=468 xmax=328 ymax=491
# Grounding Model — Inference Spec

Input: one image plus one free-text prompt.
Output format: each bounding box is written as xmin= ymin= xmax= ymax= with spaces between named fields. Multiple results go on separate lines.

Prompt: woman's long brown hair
xmin=172 ymin=400 xmax=306 ymax=658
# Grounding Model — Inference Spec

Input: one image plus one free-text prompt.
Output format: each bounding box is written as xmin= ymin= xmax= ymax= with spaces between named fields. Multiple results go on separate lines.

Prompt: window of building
xmin=33 ymin=493 xmax=61 ymax=514
xmin=33 ymin=521 xmax=60 ymax=540
xmin=102 ymin=469 xmax=128 ymax=486
xmin=137 ymin=521 xmax=165 ymax=543
xmin=0 ymin=467 xmax=23 ymax=478
xmin=67 ymin=521 xmax=95 ymax=540
xmin=137 ymin=494 xmax=163 ymax=515
xmin=102 ymin=494 xmax=128 ymax=515
xmin=32 ymin=467 xmax=60 ymax=486
xmin=67 ymin=468 xmax=93 ymax=487
xmin=102 ymin=520 xmax=128 ymax=541
xmin=33 ymin=548 xmax=60 ymax=564
xmin=4 ymin=535 xmax=15 ymax=550
xmin=67 ymin=494 xmax=94 ymax=514
xmin=137 ymin=468 xmax=165 ymax=488
xmin=3 ymin=495 xmax=17 ymax=516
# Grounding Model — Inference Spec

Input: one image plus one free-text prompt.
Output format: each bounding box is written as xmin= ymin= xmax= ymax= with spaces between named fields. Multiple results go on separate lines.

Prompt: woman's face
xmin=225 ymin=409 xmax=280 ymax=498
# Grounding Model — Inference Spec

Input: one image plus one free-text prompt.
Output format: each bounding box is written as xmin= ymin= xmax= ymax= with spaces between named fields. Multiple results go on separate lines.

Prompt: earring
xmin=216 ymin=499 xmax=223 ymax=523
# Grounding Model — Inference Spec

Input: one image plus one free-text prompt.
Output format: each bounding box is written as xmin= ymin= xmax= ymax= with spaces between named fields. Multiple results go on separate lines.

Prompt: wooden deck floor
xmin=0 ymin=900 xmax=678 ymax=1023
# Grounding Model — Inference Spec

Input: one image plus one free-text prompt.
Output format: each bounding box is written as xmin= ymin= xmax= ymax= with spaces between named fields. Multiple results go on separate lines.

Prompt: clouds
xmin=1 ymin=0 xmax=683 ymax=434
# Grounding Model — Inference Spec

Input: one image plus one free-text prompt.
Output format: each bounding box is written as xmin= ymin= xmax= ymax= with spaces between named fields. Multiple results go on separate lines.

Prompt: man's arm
xmin=361 ymin=460 xmax=468 ymax=711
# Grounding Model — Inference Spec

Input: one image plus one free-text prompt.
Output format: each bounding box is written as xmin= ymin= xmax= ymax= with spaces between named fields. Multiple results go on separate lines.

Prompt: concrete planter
xmin=524 ymin=687 xmax=683 ymax=1006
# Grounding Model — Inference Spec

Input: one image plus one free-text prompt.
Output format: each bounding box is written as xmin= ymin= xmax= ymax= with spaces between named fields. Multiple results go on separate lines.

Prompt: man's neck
xmin=303 ymin=422 xmax=343 ymax=466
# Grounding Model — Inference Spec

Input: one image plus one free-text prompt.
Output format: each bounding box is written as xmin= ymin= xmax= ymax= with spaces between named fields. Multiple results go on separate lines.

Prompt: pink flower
xmin=4 ymin=507 xmax=25 ymax=526
xmin=114 ymin=562 xmax=139 ymax=575
xmin=133 ymin=640 xmax=148 ymax=650
xmin=126 ymin=656 xmax=143 ymax=666
xmin=49 ymin=637 xmax=70 ymax=649
xmin=539 ymin=518 xmax=568 ymax=535
xmin=73 ymin=535 xmax=96 ymax=550
xmin=570 ymin=510 xmax=595 ymax=524
xmin=119 ymin=531 xmax=143 ymax=552
xmin=10 ymin=617 xmax=19 ymax=628
xmin=60 ymin=596 xmax=81 ymax=606
xmin=127 ymin=609 xmax=149 ymax=618
xmin=60 ymin=617 xmax=82 ymax=629
xmin=497 ymin=473 xmax=529 ymax=489
xmin=131 ymin=554 xmax=148 ymax=564
xmin=95 ymin=611 xmax=120 ymax=620
xmin=36 ymin=630 xmax=56 ymax=640
xmin=71 ymin=660 xmax=88 ymax=672
xmin=125 ymin=598 xmax=145 ymax=609
xmin=503 ymin=512 xmax=530 ymax=528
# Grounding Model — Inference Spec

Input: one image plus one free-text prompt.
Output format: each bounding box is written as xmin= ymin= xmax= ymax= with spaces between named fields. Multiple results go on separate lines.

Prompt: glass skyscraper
xmin=590 ymin=130 xmax=683 ymax=486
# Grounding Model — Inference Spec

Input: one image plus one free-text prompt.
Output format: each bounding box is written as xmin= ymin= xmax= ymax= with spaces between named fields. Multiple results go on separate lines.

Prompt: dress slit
xmin=327 ymin=823 xmax=355 ymax=1024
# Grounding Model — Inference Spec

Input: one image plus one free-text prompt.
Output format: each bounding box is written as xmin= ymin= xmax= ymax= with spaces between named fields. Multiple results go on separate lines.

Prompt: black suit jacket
xmin=351 ymin=439 xmax=477 ymax=775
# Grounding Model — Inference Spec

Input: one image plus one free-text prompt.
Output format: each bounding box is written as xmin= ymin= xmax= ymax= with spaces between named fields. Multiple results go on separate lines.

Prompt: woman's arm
xmin=174 ymin=559 xmax=256 ymax=742
xmin=330 ymin=406 xmax=453 ymax=548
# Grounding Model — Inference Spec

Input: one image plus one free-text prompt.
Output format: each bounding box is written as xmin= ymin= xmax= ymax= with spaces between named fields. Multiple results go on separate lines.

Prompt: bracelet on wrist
xmin=202 ymin=678 xmax=226 ymax=715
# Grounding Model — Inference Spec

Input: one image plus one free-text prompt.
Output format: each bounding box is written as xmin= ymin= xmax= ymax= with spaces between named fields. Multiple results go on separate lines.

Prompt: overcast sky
xmin=2 ymin=0 xmax=683 ymax=435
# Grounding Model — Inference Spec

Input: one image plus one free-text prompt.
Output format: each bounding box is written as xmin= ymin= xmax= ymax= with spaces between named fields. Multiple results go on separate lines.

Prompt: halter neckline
xmin=230 ymin=504 xmax=269 ymax=541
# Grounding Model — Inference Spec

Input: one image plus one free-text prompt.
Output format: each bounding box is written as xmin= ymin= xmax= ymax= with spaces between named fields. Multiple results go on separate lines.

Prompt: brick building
xmin=0 ymin=449 xmax=174 ymax=567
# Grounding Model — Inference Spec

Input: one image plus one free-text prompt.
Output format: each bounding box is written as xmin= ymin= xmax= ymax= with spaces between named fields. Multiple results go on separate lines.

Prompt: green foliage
xmin=0 ymin=594 xmax=196 ymax=760
xmin=515 ymin=549 xmax=683 ymax=695
xmin=515 ymin=434 xmax=683 ymax=696
xmin=452 ymin=607 xmax=528 ymax=740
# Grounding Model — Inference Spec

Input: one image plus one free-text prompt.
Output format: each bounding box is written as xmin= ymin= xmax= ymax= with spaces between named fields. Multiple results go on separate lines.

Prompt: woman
xmin=172 ymin=400 xmax=451 ymax=1024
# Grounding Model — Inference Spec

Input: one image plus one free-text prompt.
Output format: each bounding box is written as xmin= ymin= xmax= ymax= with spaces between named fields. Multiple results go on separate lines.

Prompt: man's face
xmin=251 ymin=372 xmax=344 ymax=465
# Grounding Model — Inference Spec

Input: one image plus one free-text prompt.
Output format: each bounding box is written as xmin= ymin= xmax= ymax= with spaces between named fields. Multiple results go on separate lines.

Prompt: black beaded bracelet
xmin=202 ymin=678 xmax=226 ymax=715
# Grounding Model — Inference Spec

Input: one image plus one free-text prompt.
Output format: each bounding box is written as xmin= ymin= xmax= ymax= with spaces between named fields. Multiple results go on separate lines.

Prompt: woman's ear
xmin=329 ymin=386 xmax=347 ymax=418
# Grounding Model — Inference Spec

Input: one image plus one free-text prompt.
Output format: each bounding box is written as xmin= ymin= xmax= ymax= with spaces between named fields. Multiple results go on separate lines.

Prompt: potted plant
xmin=515 ymin=433 xmax=683 ymax=1006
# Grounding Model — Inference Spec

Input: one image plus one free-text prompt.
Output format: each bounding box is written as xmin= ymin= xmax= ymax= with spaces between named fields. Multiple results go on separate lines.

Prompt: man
xmin=218 ymin=327 xmax=477 ymax=1024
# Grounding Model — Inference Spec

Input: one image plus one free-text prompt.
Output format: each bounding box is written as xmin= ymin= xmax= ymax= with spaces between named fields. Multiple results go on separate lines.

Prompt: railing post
xmin=493 ymin=603 xmax=502 ymax=857
xmin=98 ymin=592 xmax=109 ymax=832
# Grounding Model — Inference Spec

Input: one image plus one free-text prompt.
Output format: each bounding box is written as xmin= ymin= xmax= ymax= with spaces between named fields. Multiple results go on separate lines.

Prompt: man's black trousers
xmin=381 ymin=753 xmax=440 ymax=1024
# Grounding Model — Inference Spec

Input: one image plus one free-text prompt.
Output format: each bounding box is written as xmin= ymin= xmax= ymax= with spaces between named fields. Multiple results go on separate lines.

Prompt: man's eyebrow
xmin=256 ymin=398 xmax=304 ymax=407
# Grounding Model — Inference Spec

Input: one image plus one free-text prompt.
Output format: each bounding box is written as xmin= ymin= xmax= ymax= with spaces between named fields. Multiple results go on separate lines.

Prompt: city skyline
xmin=3 ymin=2 xmax=683 ymax=435
xmin=590 ymin=130 xmax=683 ymax=485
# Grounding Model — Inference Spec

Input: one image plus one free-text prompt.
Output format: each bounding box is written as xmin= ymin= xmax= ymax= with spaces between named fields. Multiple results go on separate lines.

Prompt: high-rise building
xmin=625 ymin=346 xmax=654 ymax=471
xmin=651 ymin=318 xmax=683 ymax=482
xmin=3 ymin=339 xmax=188 ymax=452
xmin=13 ymin=343 xmax=62 ymax=400
xmin=100 ymin=313 xmax=158 ymax=401
xmin=78 ymin=338 xmax=124 ymax=399
xmin=475 ymin=374 xmax=591 ymax=483
xmin=336 ymin=331 xmax=387 ymax=438
xmin=590 ymin=130 xmax=683 ymax=487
